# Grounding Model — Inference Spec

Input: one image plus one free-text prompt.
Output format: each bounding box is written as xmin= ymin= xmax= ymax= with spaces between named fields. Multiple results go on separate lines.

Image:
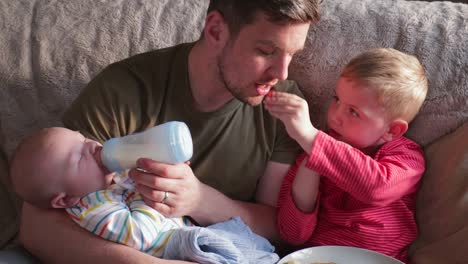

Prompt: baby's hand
xmin=263 ymin=91 xmax=315 ymax=144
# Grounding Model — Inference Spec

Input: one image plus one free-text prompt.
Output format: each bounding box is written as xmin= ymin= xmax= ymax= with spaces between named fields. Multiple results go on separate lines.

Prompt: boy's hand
xmin=264 ymin=91 xmax=318 ymax=153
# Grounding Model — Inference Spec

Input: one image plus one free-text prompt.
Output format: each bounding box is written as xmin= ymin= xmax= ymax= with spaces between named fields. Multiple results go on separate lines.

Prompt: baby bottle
xmin=101 ymin=121 xmax=193 ymax=172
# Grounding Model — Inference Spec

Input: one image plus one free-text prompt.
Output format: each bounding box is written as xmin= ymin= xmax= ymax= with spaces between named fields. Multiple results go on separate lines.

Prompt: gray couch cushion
xmin=0 ymin=246 xmax=39 ymax=264
xmin=0 ymin=122 xmax=20 ymax=248
xmin=0 ymin=0 xmax=466 ymax=261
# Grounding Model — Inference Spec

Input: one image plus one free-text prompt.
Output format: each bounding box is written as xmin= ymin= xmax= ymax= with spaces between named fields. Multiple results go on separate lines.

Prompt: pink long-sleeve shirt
xmin=277 ymin=131 xmax=425 ymax=263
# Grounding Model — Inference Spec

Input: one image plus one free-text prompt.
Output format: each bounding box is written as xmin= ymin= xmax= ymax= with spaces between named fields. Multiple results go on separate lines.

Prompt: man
xmin=19 ymin=0 xmax=320 ymax=263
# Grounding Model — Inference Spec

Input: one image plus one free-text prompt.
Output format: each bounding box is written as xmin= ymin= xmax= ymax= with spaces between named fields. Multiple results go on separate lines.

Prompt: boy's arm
xmin=277 ymin=154 xmax=320 ymax=245
xmin=291 ymin=156 xmax=320 ymax=212
xmin=305 ymin=132 xmax=425 ymax=206
xmin=20 ymin=203 xmax=195 ymax=264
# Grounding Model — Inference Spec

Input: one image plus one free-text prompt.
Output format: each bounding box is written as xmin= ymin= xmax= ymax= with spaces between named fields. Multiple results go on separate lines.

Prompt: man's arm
xmin=190 ymin=161 xmax=291 ymax=242
xmin=20 ymin=203 xmax=195 ymax=264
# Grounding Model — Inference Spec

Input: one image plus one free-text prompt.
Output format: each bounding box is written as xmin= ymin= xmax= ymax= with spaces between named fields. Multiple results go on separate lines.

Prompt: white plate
xmin=278 ymin=246 xmax=404 ymax=264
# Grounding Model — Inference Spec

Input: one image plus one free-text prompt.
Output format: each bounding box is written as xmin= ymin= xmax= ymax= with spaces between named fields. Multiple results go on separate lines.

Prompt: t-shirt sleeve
xmin=269 ymin=81 xmax=304 ymax=164
xmin=62 ymin=62 xmax=147 ymax=143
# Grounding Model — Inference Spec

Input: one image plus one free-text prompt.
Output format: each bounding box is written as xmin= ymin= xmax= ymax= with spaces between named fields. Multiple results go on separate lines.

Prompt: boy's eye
xmin=332 ymin=95 xmax=340 ymax=104
xmin=349 ymin=108 xmax=359 ymax=117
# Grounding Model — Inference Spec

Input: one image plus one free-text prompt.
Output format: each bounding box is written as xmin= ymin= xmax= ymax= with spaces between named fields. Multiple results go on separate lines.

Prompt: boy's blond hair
xmin=341 ymin=48 xmax=428 ymax=122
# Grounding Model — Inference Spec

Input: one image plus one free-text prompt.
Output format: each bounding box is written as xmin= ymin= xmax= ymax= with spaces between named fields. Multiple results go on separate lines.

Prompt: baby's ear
xmin=50 ymin=193 xmax=80 ymax=208
xmin=383 ymin=119 xmax=408 ymax=142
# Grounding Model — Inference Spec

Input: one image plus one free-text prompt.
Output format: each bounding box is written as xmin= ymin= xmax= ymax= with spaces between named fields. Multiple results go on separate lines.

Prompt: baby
xmin=264 ymin=48 xmax=428 ymax=263
xmin=10 ymin=127 xmax=279 ymax=263
xmin=10 ymin=127 xmax=113 ymax=208
xmin=10 ymin=127 xmax=188 ymax=253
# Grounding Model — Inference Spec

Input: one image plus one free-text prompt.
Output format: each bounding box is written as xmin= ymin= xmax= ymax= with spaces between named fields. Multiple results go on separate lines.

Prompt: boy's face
xmin=44 ymin=128 xmax=113 ymax=198
xmin=217 ymin=13 xmax=309 ymax=106
xmin=327 ymin=77 xmax=391 ymax=150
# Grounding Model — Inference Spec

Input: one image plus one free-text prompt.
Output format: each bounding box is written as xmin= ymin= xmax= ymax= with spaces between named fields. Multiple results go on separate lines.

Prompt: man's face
xmin=217 ymin=14 xmax=310 ymax=106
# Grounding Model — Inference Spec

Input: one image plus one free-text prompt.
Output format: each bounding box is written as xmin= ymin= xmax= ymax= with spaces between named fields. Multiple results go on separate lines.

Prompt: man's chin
xmin=242 ymin=96 xmax=264 ymax=106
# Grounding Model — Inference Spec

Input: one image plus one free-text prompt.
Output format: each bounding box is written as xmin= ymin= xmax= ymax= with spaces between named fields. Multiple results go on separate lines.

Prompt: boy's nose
xmin=332 ymin=116 xmax=342 ymax=127
xmin=330 ymin=109 xmax=343 ymax=127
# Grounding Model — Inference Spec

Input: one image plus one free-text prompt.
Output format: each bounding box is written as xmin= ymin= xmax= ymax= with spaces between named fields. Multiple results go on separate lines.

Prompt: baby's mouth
xmin=95 ymin=146 xmax=111 ymax=174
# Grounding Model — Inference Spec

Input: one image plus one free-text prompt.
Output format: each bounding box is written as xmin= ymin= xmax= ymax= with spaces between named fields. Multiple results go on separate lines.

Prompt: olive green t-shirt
xmin=63 ymin=42 xmax=303 ymax=202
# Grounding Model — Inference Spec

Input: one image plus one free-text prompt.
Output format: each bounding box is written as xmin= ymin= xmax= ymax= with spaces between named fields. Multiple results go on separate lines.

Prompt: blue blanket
xmin=163 ymin=217 xmax=279 ymax=264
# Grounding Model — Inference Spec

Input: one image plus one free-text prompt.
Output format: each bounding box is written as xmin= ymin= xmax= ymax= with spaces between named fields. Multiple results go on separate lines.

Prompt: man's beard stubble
xmin=217 ymin=47 xmax=264 ymax=106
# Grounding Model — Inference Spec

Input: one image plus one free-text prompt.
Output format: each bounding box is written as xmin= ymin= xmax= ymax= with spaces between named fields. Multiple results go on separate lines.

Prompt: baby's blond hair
xmin=341 ymin=48 xmax=428 ymax=122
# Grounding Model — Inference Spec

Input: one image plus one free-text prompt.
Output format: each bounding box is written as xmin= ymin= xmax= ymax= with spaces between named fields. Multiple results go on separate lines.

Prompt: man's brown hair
xmin=207 ymin=0 xmax=321 ymax=36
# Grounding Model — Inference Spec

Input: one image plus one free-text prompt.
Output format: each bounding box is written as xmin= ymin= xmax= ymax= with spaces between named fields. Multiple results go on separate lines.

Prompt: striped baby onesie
xmin=66 ymin=171 xmax=192 ymax=257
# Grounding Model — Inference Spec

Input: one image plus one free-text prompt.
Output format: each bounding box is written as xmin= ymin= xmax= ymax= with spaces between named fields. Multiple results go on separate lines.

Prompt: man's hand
xmin=264 ymin=91 xmax=318 ymax=153
xmin=129 ymin=158 xmax=203 ymax=217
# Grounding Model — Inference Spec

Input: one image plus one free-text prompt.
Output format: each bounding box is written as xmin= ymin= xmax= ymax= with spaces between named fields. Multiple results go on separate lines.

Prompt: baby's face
xmin=45 ymin=128 xmax=114 ymax=197
xmin=326 ymin=77 xmax=390 ymax=150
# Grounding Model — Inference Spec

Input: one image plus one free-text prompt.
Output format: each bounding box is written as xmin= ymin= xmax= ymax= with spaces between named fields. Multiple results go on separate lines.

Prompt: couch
xmin=0 ymin=0 xmax=467 ymax=263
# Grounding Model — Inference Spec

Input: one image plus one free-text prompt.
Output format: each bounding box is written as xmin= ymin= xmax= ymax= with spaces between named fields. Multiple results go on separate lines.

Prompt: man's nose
xmin=269 ymin=55 xmax=291 ymax=81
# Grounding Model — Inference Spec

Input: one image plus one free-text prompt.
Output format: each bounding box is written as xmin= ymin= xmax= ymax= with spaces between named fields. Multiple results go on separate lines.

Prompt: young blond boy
xmin=264 ymin=48 xmax=428 ymax=262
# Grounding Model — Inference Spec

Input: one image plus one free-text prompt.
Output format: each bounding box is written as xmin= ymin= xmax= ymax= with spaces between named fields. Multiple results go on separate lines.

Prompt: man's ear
xmin=50 ymin=192 xmax=80 ymax=208
xmin=383 ymin=119 xmax=408 ymax=142
xmin=203 ymin=10 xmax=229 ymax=47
